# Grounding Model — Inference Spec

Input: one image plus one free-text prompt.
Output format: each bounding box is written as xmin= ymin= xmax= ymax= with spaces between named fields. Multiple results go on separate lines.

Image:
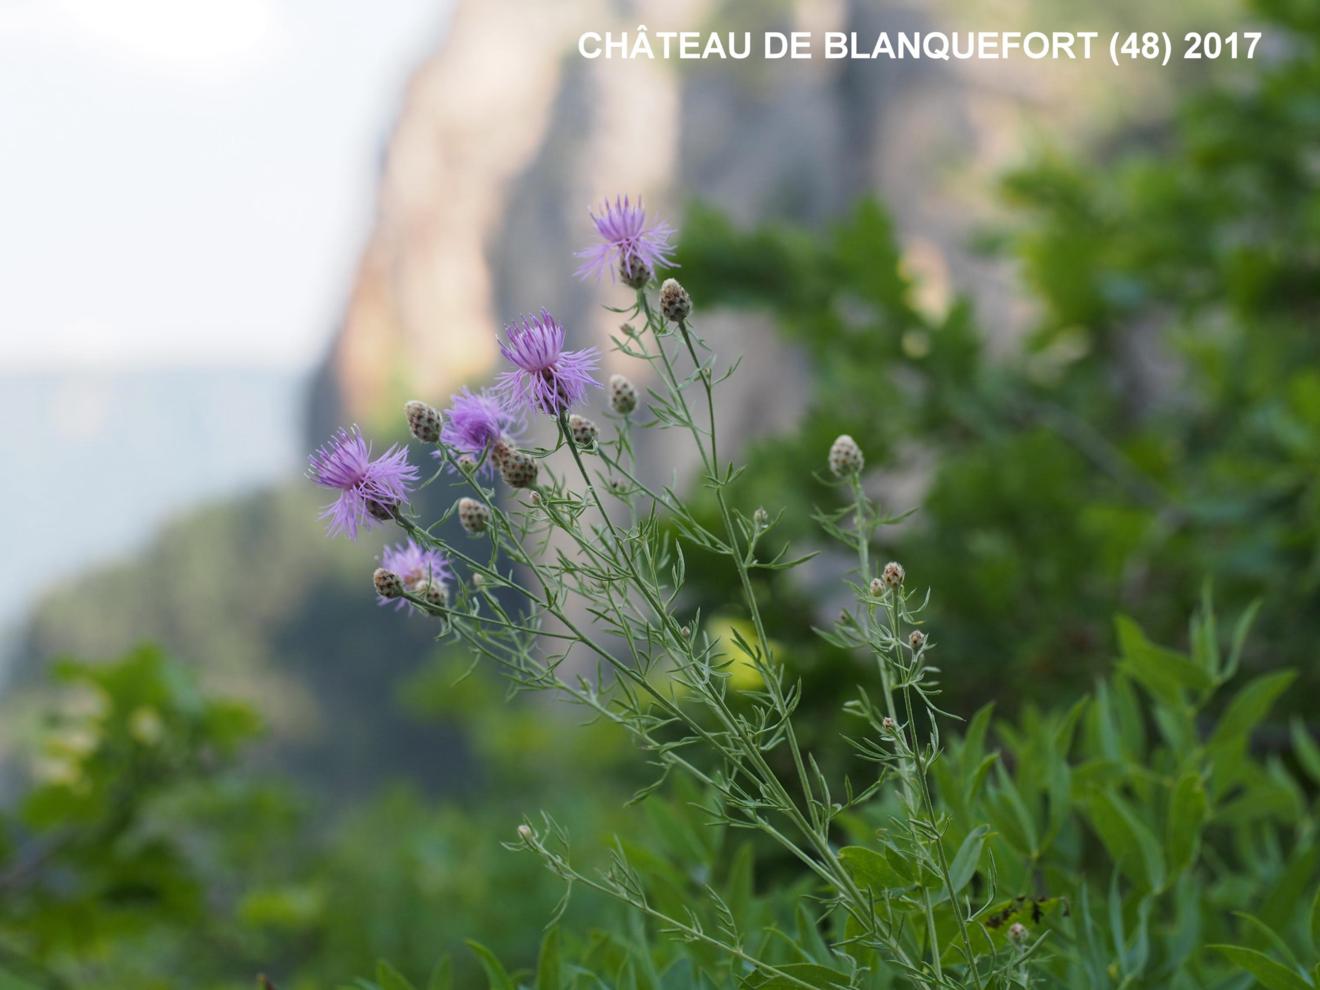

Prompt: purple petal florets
xmin=496 ymin=310 xmax=600 ymax=416
xmin=437 ymin=388 xmax=520 ymax=472
xmin=308 ymin=426 xmax=418 ymax=539
xmin=574 ymin=195 xmax=676 ymax=283
xmin=379 ymin=539 xmax=451 ymax=610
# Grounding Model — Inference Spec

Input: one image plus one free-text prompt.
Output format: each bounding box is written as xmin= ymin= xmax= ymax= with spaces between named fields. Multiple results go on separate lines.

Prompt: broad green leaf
xmin=1191 ymin=581 xmax=1220 ymax=677
xmin=1122 ymin=892 xmax=1154 ymax=975
xmin=1261 ymin=846 xmax=1320 ymax=935
xmin=1166 ymin=772 xmax=1209 ymax=874
xmin=644 ymin=795 xmax=712 ymax=865
xmin=1085 ymin=791 xmax=1165 ymax=892
xmin=930 ymin=756 xmax=966 ymax=826
xmin=963 ymin=702 xmax=996 ymax=766
xmin=947 ymin=825 xmax=990 ymax=895
xmin=794 ymin=902 xmax=834 ymax=966
xmin=376 ymin=962 xmax=416 ymax=990
xmin=466 ymin=940 xmax=515 ymax=990
xmin=987 ymin=763 xmax=1038 ymax=857
xmin=725 ymin=841 xmax=755 ymax=926
xmin=967 ymin=753 xmax=1000 ymax=804
xmin=1043 ymin=753 xmax=1073 ymax=847
xmin=1115 ymin=615 xmax=1212 ymax=704
xmin=1208 ymin=672 xmax=1296 ymax=753
xmin=838 ymin=845 xmax=910 ymax=891
xmin=427 ymin=957 xmax=453 ymax=990
xmin=1234 ymin=913 xmax=1303 ymax=973
xmin=1221 ymin=599 xmax=1263 ymax=683
xmin=1208 ymin=945 xmax=1310 ymax=990
xmin=1092 ymin=680 xmax=1123 ymax=762
xmin=1054 ymin=696 xmax=1090 ymax=754
xmin=1291 ymin=719 xmax=1320 ymax=785
xmin=536 ymin=928 xmax=562 ymax=990
xmin=659 ymin=958 xmax=696 ymax=990
xmin=1311 ymin=888 xmax=1320 ymax=956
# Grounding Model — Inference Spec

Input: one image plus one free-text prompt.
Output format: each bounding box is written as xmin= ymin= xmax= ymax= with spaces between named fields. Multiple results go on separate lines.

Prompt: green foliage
xmin=672 ymin=1 xmax=1320 ymax=713
xmin=361 ymin=604 xmax=1319 ymax=989
xmin=10 ymin=484 xmax=475 ymax=799
xmin=0 ymin=646 xmax=258 ymax=986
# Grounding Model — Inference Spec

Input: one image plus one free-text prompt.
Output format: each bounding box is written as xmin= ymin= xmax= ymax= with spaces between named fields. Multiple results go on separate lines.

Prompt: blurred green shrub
xmin=0 ymin=646 xmax=258 ymax=987
xmin=353 ymin=601 xmax=1319 ymax=988
xmin=674 ymin=0 xmax=1320 ymax=712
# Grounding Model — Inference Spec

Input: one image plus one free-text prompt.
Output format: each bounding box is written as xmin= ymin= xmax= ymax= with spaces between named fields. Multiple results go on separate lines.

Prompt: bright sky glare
xmin=0 ymin=0 xmax=449 ymax=371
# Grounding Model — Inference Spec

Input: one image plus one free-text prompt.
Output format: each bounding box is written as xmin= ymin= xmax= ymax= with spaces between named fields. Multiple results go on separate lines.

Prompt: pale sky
xmin=0 ymin=0 xmax=451 ymax=371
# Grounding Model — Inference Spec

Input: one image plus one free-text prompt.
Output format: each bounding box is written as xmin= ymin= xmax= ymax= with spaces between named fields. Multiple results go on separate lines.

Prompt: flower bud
xmin=420 ymin=579 xmax=449 ymax=609
xmin=882 ymin=561 xmax=905 ymax=588
xmin=753 ymin=506 xmax=769 ymax=529
xmin=530 ymin=491 xmax=541 ymax=505
xmin=569 ymin=414 xmax=599 ymax=448
xmin=517 ymin=823 xmax=533 ymax=841
xmin=609 ymin=374 xmax=638 ymax=415
xmin=458 ymin=497 xmax=491 ymax=534
xmin=869 ymin=577 xmax=884 ymax=598
xmin=1008 ymin=922 xmax=1027 ymax=944
xmin=373 ymin=568 xmax=404 ymax=599
xmin=366 ymin=499 xmax=396 ymax=522
xmin=499 ymin=448 xmax=539 ymax=489
xmin=472 ymin=573 xmax=485 ymax=588
xmin=881 ymin=716 xmax=896 ymax=733
xmin=456 ymin=454 xmax=477 ymax=473
xmin=829 ymin=434 xmax=864 ymax=477
xmin=659 ymin=278 xmax=691 ymax=323
xmin=909 ymin=629 xmax=925 ymax=649
xmin=404 ymin=399 xmax=442 ymax=443
xmin=619 ymin=251 xmax=650 ymax=289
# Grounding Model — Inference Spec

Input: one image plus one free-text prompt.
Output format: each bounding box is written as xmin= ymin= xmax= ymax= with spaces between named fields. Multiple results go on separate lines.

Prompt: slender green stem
xmin=639 ymin=302 xmax=869 ymax=912
xmin=664 ymin=312 xmax=823 ymax=835
xmin=556 ymin=409 xmax=845 ymax=879
xmin=886 ymin=594 xmax=984 ymax=990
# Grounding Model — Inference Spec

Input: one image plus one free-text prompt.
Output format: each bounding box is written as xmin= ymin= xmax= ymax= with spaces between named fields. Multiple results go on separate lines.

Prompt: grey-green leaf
xmin=1166 ymin=772 xmax=1209 ymax=874
xmin=1208 ymin=945 xmax=1310 ymax=990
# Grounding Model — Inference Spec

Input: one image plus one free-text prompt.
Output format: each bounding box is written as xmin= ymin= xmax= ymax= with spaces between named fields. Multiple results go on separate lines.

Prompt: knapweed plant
xmin=312 ymin=196 xmax=1319 ymax=990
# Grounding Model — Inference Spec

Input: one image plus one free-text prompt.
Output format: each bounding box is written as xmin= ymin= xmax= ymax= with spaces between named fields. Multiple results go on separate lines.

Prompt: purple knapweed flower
xmin=308 ymin=426 xmax=418 ymax=539
xmin=437 ymin=387 xmax=520 ymax=472
xmin=496 ymin=310 xmax=600 ymax=416
xmin=378 ymin=539 xmax=451 ymax=610
xmin=574 ymin=195 xmax=676 ymax=284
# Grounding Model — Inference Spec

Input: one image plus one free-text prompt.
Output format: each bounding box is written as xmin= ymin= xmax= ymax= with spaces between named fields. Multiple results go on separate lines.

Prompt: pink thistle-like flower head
xmin=378 ymin=539 xmax=451 ymax=610
xmin=437 ymin=388 xmax=521 ymax=474
xmin=574 ymin=195 xmax=676 ymax=284
xmin=496 ymin=309 xmax=600 ymax=416
xmin=308 ymin=426 xmax=418 ymax=539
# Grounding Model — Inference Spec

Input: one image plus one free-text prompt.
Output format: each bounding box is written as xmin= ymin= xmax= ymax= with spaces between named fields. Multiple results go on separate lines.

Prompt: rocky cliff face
xmin=305 ymin=0 xmax=1105 ymax=452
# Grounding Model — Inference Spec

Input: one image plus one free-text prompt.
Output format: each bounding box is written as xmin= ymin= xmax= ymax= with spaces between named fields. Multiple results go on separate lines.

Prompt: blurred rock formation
xmin=305 ymin=0 xmax=1073 ymax=461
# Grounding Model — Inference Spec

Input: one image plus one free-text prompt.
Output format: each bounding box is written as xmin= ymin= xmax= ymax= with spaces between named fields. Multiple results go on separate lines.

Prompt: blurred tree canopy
xmin=675 ymin=0 xmax=1320 ymax=711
